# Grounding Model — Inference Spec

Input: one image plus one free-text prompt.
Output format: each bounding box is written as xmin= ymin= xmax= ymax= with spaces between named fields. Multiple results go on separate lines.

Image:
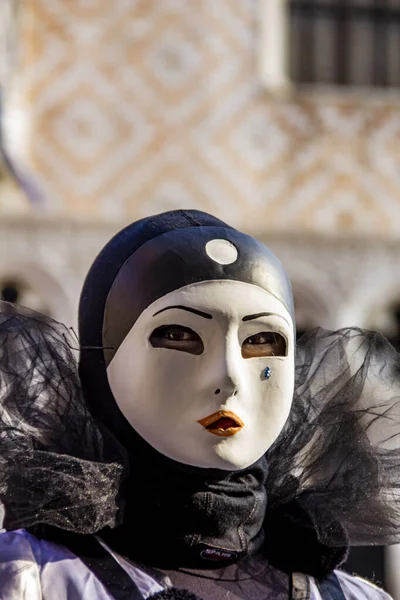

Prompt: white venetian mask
xmin=106 ymin=279 xmax=295 ymax=471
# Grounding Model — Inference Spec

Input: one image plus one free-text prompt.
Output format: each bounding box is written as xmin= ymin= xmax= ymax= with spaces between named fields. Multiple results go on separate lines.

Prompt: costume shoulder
xmin=0 ymin=530 xmax=41 ymax=600
xmin=0 ymin=530 xmax=114 ymax=600
xmin=334 ymin=570 xmax=392 ymax=600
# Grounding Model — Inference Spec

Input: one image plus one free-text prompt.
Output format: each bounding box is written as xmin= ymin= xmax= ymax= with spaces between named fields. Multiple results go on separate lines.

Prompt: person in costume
xmin=0 ymin=209 xmax=398 ymax=599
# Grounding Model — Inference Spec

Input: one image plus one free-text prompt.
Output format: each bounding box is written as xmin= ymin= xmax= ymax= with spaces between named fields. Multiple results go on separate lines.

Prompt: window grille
xmin=290 ymin=0 xmax=400 ymax=87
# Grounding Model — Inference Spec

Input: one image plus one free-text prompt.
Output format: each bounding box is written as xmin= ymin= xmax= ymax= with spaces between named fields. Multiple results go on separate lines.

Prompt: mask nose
xmin=209 ymin=332 xmax=242 ymax=399
xmin=214 ymin=387 xmax=238 ymax=396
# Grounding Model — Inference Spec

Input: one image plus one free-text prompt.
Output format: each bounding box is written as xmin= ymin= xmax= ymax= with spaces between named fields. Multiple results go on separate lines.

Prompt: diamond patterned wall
xmin=9 ymin=0 xmax=400 ymax=236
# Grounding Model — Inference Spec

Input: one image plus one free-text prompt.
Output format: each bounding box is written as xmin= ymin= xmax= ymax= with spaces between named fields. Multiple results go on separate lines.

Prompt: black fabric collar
xmin=99 ymin=433 xmax=268 ymax=569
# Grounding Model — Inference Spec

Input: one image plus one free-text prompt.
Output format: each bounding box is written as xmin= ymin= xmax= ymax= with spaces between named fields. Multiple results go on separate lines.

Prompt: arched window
xmin=384 ymin=302 xmax=400 ymax=350
xmin=0 ymin=276 xmax=51 ymax=315
xmin=0 ymin=266 xmax=72 ymax=324
xmin=364 ymin=298 xmax=400 ymax=350
xmin=1 ymin=280 xmax=21 ymax=303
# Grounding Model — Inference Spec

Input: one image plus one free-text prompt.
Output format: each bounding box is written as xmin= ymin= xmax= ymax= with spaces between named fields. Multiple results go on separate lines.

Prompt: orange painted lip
xmin=197 ymin=410 xmax=244 ymax=437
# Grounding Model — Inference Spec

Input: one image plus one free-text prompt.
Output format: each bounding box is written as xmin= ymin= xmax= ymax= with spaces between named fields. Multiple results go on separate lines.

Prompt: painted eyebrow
xmin=153 ymin=305 xmax=213 ymax=320
xmin=242 ymin=312 xmax=290 ymax=326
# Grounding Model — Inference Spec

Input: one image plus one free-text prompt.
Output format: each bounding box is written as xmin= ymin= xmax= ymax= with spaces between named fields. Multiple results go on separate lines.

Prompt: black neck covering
xmin=100 ymin=431 xmax=268 ymax=568
xmin=78 ymin=209 xmax=347 ymax=576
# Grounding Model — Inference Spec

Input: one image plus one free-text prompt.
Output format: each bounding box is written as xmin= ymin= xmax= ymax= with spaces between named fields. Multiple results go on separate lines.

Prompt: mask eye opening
xmin=241 ymin=331 xmax=287 ymax=359
xmin=149 ymin=324 xmax=204 ymax=355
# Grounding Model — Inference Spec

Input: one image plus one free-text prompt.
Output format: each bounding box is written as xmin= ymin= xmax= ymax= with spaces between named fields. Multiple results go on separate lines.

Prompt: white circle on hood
xmin=205 ymin=239 xmax=238 ymax=265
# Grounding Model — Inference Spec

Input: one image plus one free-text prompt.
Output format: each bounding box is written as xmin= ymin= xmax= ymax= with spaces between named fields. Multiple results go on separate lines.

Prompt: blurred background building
xmin=1 ymin=0 xmax=400 ymax=595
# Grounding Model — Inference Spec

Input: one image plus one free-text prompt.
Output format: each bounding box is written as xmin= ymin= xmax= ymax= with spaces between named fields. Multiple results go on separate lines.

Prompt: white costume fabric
xmin=0 ymin=530 xmax=391 ymax=600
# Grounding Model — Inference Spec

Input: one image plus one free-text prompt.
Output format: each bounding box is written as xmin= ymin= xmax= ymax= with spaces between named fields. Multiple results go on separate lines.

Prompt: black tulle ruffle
xmin=267 ymin=326 xmax=400 ymax=547
xmin=0 ymin=303 xmax=400 ymax=550
xmin=0 ymin=302 xmax=124 ymax=532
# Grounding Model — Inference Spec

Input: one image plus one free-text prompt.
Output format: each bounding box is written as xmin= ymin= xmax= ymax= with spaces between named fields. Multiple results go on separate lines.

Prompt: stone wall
xmin=4 ymin=0 xmax=400 ymax=239
xmin=0 ymin=217 xmax=398 ymax=336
